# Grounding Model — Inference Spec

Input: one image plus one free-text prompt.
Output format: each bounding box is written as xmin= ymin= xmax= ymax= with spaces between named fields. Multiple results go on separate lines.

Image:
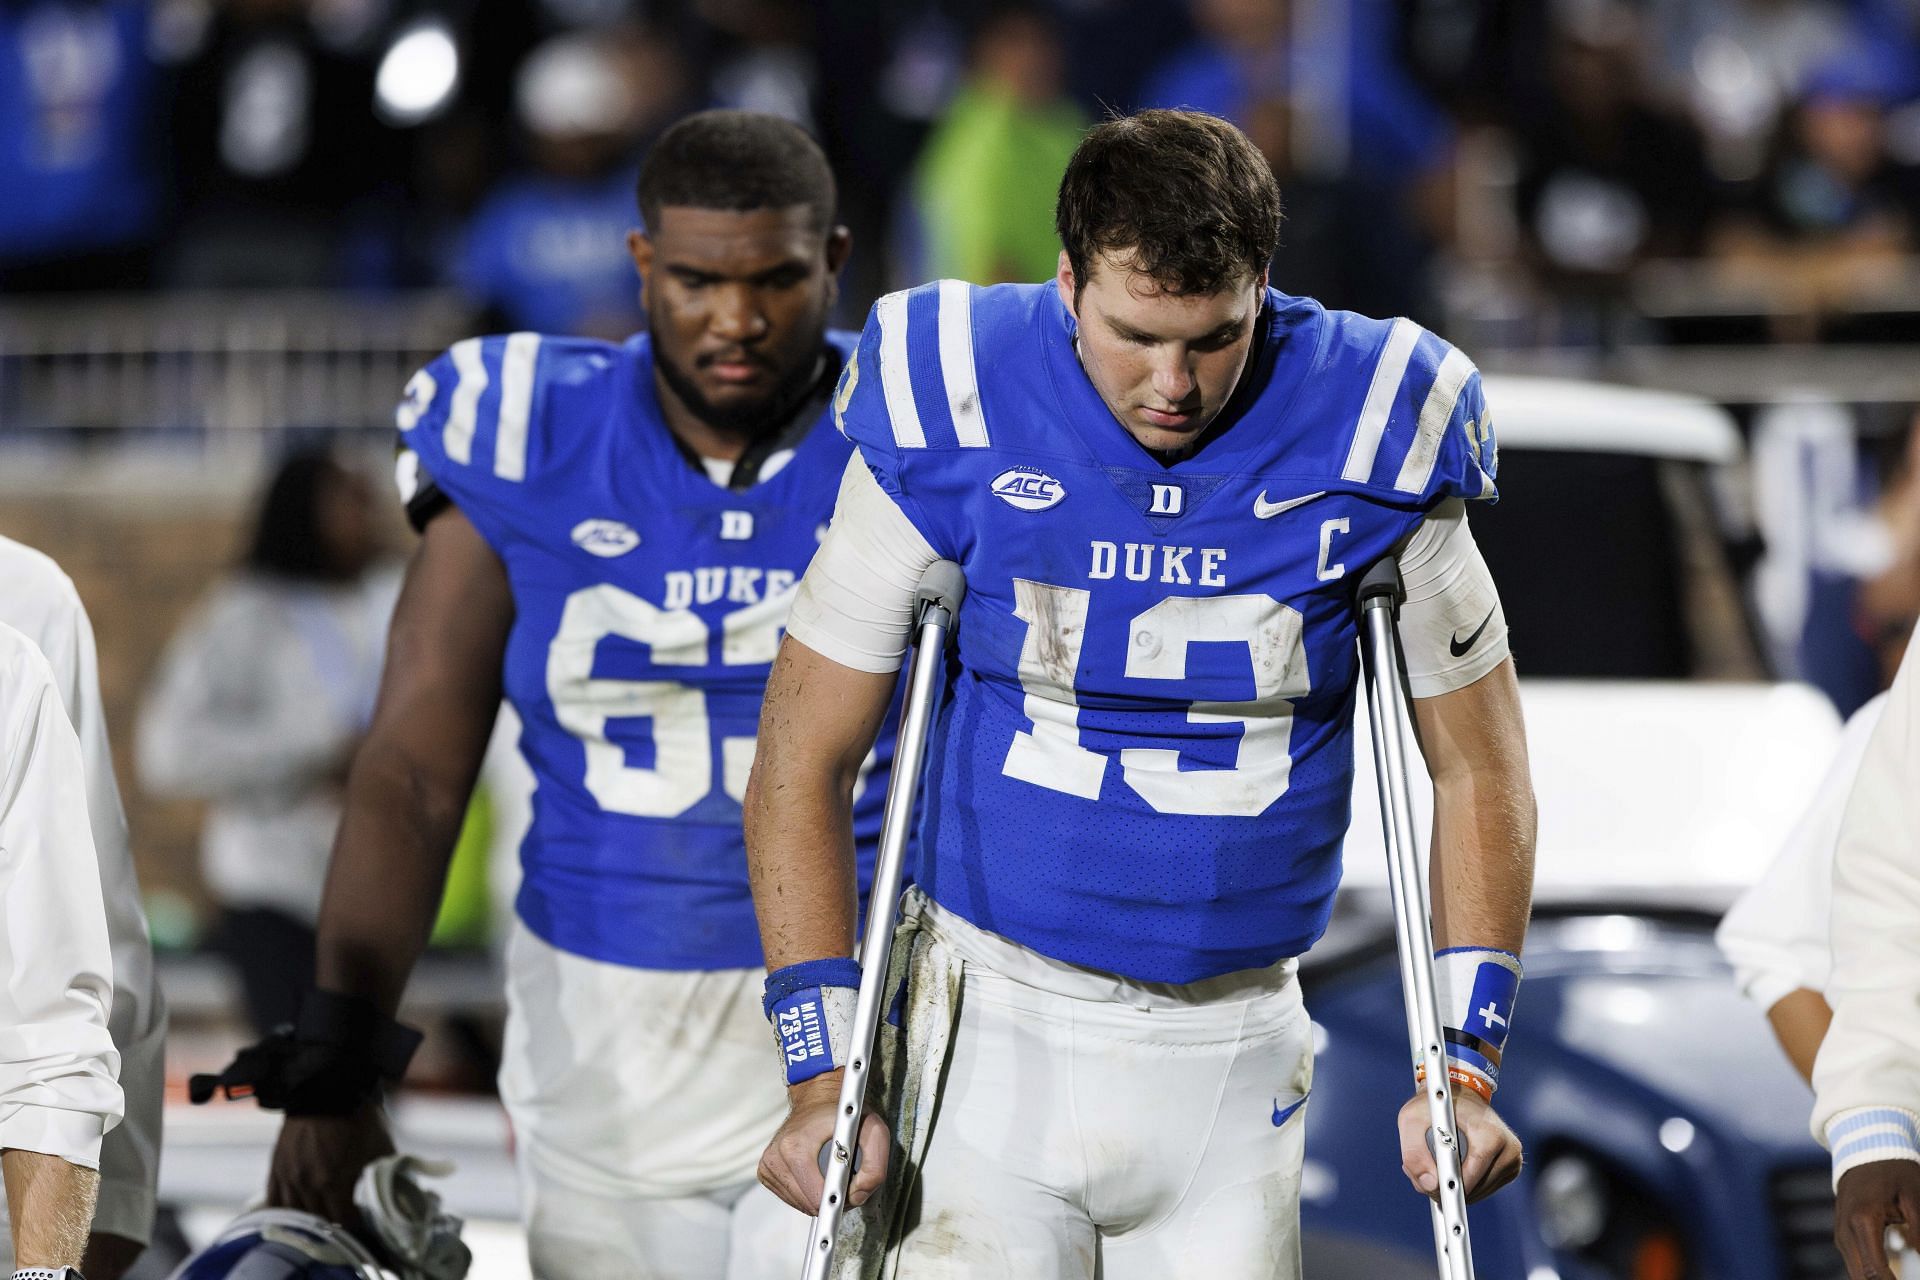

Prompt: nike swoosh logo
xmin=1253 ymin=490 xmax=1327 ymax=519
xmin=1450 ymin=607 xmax=1498 ymax=658
xmin=1272 ymin=1093 xmax=1310 ymax=1127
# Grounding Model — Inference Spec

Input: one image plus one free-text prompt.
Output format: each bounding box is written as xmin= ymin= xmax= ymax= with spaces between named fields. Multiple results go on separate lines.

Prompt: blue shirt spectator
xmin=1141 ymin=0 xmax=1452 ymax=321
xmin=456 ymin=166 xmax=642 ymax=336
xmin=1141 ymin=0 xmax=1452 ymax=184
xmin=0 ymin=0 xmax=157 ymax=272
xmin=449 ymin=31 xmax=669 ymax=336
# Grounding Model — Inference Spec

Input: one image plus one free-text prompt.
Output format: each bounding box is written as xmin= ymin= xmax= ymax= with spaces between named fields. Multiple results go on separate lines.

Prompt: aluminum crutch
xmin=801 ymin=559 xmax=967 ymax=1280
xmin=1356 ymin=555 xmax=1476 ymax=1280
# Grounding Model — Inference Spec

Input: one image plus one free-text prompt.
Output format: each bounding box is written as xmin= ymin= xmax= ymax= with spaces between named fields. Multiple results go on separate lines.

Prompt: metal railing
xmin=0 ymin=290 xmax=474 ymax=449
xmin=1447 ymin=256 xmax=1920 ymax=405
xmin=3 ymin=269 xmax=1917 ymax=443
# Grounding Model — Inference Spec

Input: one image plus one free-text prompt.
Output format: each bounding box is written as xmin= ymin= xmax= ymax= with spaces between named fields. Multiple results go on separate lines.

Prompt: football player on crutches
xmin=1359 ymin=555 xmax=1480 ymax=1280
xmin=749 ymin=111 xmax=1534 ymax=1280
xmin=767 ymin=561 xmax=965 ymax=1280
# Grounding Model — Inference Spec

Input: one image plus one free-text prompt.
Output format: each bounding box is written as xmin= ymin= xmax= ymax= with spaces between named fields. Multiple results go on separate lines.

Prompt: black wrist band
xmin=189 ymin=989 xmax=424 ymax=1115
xmin=295 ymin=989 xmax=424 ymax=1079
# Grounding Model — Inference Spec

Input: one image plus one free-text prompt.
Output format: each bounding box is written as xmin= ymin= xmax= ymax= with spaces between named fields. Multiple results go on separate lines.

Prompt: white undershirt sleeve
xmin=1397 ymin=499 xmax=1511 ymax=699
xmin=785 ymin=455 xmax=940 ymax=674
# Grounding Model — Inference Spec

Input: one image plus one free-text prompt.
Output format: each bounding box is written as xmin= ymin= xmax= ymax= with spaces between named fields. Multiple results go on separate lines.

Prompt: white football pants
xmin=500 ymin=922 xmax=805 ymax=1279
xmin=881 ymin=894 xmax=1313 ymax=1279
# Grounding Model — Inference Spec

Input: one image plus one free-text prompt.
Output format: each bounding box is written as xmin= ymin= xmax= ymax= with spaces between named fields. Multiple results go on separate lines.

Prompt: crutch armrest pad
xmin=1355 ymin=556 xmax=1405 ymax=608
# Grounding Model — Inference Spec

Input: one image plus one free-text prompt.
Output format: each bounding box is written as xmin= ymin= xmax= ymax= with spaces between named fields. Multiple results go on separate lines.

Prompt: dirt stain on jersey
xmin=1021 ymin=581 xmax=1086 ymax=691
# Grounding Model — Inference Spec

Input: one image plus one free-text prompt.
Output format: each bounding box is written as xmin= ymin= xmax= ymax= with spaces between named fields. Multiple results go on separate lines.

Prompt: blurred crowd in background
xmin=9 ymin=0 xmax=1920 ymax=336
xmin=8 ymin=0 xmax=1920 ymax=963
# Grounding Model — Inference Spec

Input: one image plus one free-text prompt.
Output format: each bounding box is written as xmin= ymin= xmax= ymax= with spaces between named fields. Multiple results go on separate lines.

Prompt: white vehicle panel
xmin=1344 ymin=680 xmax=1842 ymax=906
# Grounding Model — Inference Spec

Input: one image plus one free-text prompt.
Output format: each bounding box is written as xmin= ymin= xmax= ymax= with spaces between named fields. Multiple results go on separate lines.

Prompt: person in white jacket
xmin=1716 ymin=693 xmax=1887 ymax=1083
xmin=1812 ymin=631 xmax=1920 ymax=1280
xmin=0 ymin=536 xmax=166 ymax=1280
xmin=138 ymin=450 xmax=399 ymax=1035
xmin=0 ymin=620 xmax=125 ymax=1275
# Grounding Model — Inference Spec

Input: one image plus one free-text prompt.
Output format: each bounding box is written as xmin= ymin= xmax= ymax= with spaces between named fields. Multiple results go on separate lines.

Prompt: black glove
xmin=190 ymin=990 xmax=423 ymax=1116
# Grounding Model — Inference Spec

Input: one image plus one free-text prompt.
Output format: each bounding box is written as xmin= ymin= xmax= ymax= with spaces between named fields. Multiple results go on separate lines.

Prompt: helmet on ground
xmin=165 ymin=1208 xmax=390 ymax=1279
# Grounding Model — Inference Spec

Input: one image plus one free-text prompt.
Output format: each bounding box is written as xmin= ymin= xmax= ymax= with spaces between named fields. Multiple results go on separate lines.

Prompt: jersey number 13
xmin=1002 ymin=580 xmax=1312 ymax=818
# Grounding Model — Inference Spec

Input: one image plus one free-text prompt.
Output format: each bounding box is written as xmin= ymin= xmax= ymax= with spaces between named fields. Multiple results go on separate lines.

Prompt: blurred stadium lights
xmin=374 ymin=19 xmax=461 ymax=127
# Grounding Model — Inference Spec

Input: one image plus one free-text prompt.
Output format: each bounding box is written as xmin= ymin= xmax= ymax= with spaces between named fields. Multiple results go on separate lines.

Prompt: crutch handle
xmin=1356 ymin=555 xmax=1405 ymax=609
xmin=1426 ymin=1126 xmax=1470 ymax=1181
xmin=817 ymin=1139 xmax=862 ymax=1178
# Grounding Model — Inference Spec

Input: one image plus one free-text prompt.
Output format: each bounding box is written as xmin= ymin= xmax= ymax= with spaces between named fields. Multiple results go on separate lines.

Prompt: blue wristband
xmin=1434 ymin=948 xmax=1522 ymax=1094
xmin=764 ymin=959 xmax=862 ymax=1087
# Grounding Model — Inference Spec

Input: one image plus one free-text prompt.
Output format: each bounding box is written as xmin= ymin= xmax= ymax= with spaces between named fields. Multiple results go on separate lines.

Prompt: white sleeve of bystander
xmin=0 ymin=625 xmax=123 ymax=1172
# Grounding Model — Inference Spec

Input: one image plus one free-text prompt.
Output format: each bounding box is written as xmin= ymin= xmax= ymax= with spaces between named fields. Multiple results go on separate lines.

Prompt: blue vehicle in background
xmin=1300 ymin=898 xmax=1839 ymax=1279
xmin=1297 ymin=381 xmax=1851 ymax=1280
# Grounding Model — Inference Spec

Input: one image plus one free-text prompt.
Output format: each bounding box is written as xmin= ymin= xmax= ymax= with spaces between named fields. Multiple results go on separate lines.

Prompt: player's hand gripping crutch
xmin=1357 ymin=555 xmax=1476 ymax=1280
xmin=801 ymin=560 xmax=967 ymax=1280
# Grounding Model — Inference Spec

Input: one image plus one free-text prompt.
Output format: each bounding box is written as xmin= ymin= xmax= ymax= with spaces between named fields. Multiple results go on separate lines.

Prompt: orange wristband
xmin=1414 ymin=1063 xmax=1496 ymax=1105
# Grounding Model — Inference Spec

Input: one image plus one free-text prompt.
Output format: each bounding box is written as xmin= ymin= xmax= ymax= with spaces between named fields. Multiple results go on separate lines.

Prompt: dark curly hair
xmin=638 ymin=110 xmax=837 ymax=232
xmin=1056 ymin=109 xmax=1282 ymax=297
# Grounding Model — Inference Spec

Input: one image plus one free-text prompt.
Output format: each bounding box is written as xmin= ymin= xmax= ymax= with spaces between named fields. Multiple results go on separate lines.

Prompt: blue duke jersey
xmin=396 ymin=331 xmax=893 ymax=970
xmin=833 ymin=281 xmax=1497 ymax=984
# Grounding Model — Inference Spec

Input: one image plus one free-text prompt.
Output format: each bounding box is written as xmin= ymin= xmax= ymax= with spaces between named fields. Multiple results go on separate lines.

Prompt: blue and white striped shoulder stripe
xmin=1339 ymin=318 xmax=1484 ymax=497
xmin=869 ymin=280 xmax=991 ymax=451
xmin=1827 ymin=1107 xmax=1920 ymax=1187
xmin=395 ymin=333 xmax=543 ymax=482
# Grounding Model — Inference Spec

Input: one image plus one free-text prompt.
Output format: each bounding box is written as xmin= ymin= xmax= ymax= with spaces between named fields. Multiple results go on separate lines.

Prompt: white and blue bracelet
xmin=1827 ymin=1107 xmax=1920 ymax=1190
xmin=764 ymin=958 xmax=862 ymax=1087
xmin=1425 ymin=947 xmax=1523 ymax=1101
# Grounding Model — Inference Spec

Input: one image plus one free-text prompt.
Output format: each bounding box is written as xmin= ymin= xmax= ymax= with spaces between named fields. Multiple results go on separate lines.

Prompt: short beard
xmin=654 ymin=344 xmax=826 ymax=440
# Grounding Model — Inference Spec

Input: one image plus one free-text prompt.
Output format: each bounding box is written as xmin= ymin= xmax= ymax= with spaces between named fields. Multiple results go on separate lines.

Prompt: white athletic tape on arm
xmin=1397 ymin=499 xmax=1510 ymax=699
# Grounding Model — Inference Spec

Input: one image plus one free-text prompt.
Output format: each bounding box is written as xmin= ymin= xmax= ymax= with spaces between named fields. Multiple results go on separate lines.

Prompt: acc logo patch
xmin=991 ymin=467 xmax=1066 ymax=512
xmin=570 ymin=518 xmax=641 ymax=558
